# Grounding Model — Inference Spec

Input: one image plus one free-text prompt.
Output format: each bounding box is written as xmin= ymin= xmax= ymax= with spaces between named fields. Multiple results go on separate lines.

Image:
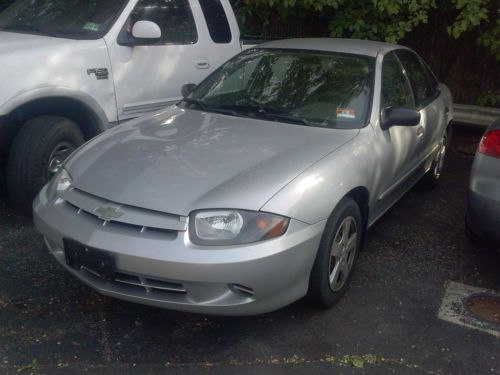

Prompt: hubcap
xmin=433 ymin=133 xmax=448 ymax=179
xmin=48 ymin=142 xmax=74 ymax=176
xmin=329 ymin=216 xmax=358 ymax=292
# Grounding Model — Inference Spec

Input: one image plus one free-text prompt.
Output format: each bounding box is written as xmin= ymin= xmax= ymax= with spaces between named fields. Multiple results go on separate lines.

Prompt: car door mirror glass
xmin=182 ymin=83 xmax=197 ymax=97
xmin=381 ymin=107 xmax=421 ymax=129
xmin=130 ymin=20 xmax=162 ymax=45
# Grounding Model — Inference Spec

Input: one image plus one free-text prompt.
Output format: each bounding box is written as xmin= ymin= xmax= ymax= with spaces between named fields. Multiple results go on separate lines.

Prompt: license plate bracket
xmin=64 ymin=239 xmax=115 ymax=281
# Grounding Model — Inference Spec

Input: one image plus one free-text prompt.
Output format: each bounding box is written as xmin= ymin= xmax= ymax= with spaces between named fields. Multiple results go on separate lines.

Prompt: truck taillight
xmin=478 ymin=129 xmax=500 ymax=159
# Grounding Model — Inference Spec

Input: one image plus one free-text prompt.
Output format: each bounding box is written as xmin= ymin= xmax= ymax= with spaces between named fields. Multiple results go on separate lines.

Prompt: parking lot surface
xmin=0 ymin=126 xmax=498 ymax=375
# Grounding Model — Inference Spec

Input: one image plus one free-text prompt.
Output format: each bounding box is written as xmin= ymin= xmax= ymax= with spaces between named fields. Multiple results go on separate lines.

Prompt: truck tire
xmin=7 ymin=116 xmax=84 ymax=215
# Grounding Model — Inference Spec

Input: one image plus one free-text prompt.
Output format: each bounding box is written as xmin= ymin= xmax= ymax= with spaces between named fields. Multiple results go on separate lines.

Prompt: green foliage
xmin=235 ymin=0 xmax=499 ymax=59
xmin=478 ymin=18 xmax=500 ymax=60
xmin=477 ymin=90 xmax=500 ymax=107
xmin=447 ymin=0 xmax=489 ymax=38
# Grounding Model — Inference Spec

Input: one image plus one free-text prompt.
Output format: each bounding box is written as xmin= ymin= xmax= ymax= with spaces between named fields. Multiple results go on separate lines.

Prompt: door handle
xmin=417 ymin=126 xmax=425 ymax=138
xmin=195 ymin=58 xmax=210 ymax=69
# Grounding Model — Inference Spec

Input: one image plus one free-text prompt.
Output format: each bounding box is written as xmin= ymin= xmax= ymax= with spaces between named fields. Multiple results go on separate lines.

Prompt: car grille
xmin=81 ymin=266 xmax=187 ymax=297
xmin=60 ymin=187 xmax=187 ymax=237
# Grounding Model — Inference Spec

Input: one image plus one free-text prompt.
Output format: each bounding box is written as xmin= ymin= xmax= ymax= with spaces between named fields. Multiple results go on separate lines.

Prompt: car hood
xmin=66 ymin=107 xmax=359 ymax=216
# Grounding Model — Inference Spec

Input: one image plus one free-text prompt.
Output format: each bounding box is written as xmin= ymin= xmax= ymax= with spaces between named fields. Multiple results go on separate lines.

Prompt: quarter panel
xmin=261 ymin=127 xmax=379 ymax=224
xmin=470 ymin=153 xmax=500 ymax=202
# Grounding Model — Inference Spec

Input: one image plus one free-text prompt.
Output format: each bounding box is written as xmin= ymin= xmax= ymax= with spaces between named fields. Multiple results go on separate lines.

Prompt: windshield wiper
xmin=182 ymin=98 xmax=208 ymax=110
xmin=182 ymin=100 xmax=314 ymax=126
xmin=261 ymin=111 xmax=314 ymax=126
xmin=0 ymin=23 xmax=59 ymax=37
xmin=182 ymin=98 xmax=240 ymax=117
xmin=211 ymin=104 xmax=314 ymax=126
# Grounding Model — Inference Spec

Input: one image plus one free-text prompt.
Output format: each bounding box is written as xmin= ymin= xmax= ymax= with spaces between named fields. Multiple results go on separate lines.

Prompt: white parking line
xmin=438 ymin=281 xmax=500 ymax=338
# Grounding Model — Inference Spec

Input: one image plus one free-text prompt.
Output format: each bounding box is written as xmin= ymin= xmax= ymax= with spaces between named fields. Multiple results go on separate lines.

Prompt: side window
xmin=396 ymin=50 xmax=434 ymax=107
xmin=199 ymin=0 xmax=232 ymax=43
xmin=423 ymin=61 xmax=440 ymax=92
xmin=381 ymin=52 xmax=414 ymax=109
xmin=129 ymin=0 xmax=197 ymax=45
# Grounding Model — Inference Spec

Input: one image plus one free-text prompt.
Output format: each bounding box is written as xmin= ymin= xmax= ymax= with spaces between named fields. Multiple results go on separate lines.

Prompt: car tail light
xmin=478 ymin=129 xmax=500 ymax=158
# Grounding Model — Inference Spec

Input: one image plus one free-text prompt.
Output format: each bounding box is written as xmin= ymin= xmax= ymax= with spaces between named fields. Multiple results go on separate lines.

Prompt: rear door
xmin=396 ymin=50 xmax=446 ymax=162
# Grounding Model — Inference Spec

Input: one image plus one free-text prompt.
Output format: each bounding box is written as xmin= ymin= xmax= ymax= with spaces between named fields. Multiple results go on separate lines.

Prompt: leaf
xmin=351 ymin=356 xmax=365 ymax=369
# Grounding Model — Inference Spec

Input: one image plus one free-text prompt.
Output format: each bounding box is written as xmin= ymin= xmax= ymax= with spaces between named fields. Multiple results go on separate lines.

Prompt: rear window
xmin=199 ymin=0 xmax=231 ymax=43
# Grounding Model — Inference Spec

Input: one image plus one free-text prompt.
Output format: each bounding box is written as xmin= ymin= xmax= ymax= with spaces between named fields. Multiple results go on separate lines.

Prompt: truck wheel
xmin=7 ymin=116 xmax=84 ymax=215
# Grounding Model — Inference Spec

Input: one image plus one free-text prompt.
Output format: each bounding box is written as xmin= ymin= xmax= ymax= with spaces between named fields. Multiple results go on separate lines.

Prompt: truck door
xmin=106 ymin=0 xmax=241 ymax=121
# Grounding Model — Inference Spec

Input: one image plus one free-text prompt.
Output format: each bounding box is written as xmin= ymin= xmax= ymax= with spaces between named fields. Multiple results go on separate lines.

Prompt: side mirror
xmin=126 ymin=20 xmax=161 ymax=45
xmin=181 ymin=83 xmax=197 ymax=97
xmin=381 ymin=107 xmax=421 ymax=130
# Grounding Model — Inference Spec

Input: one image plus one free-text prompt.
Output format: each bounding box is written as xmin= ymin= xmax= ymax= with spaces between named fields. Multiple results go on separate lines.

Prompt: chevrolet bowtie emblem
xmin=94 ymin=206 xmax=124 ymax=221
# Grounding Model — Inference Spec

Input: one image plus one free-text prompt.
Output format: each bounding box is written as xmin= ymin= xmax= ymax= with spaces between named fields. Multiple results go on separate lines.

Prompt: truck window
xmin=199 ymin=0 xmax=232 ymax=43
xmin=130 ymin=0 xmax=197 ymax=45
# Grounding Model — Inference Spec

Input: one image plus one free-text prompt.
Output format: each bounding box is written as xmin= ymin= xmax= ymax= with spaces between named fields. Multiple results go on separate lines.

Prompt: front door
xmin=376 ymin=51 xmax=421 ymax=204
xmin=106 ymin=0 xmax=225 ymax=120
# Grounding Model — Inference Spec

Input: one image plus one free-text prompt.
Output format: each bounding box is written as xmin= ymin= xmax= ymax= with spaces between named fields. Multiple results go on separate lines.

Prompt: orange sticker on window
xmin=336 ymin=108 xmax=356 ymax=119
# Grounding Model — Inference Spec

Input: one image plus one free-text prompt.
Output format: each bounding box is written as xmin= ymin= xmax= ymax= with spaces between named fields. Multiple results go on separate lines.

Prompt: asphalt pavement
xmin=0 ymin=125 xmax=498 ymax=375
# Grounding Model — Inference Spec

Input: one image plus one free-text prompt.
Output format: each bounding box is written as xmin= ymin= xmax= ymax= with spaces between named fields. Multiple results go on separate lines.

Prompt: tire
xmin=307 ymin=197 xmax=363 ymax=308
xmin=420 ymin=125 xmax=452 ymax=189
xmin=7 ymin=116 xmax=84 ymax=215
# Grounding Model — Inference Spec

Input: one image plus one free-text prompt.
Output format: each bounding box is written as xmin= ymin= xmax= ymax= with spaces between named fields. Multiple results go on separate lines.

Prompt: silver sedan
xmin=34 ymin=39 xmax=453 ymax=315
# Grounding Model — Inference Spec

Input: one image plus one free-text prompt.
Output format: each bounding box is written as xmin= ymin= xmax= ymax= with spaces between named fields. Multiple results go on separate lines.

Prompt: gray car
xmin=466 ymin=118 xmax=500 ymax=244
xmin=33 ymin=39 xmax=453 ymax=315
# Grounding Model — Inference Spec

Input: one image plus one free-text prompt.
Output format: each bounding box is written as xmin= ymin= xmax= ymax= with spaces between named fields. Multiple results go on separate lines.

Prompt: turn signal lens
xmin=46 ymin=168 xmax=73 ymax=201
xmin=478 ymin=130 xmax=500 ymax=159
xmin=190 ymin=210 xmax=290 ymax=246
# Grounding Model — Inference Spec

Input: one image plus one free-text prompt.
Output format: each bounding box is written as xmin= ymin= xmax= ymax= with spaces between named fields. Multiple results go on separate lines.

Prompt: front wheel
xmin=307 ymin=197 xmax=362 ymax=308
xmin=7 ymin=116 xmax=84 ymax=215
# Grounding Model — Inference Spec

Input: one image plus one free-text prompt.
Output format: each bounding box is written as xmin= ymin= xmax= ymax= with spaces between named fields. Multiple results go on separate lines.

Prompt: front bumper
xmin=33 ymin=188 xmax=325 ymax=315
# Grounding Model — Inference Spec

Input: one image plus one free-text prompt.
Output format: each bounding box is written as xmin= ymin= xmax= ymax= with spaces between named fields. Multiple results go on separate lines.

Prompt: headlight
xmin=46 ymin=168 xmax=73 ymax=201
xmin=189 ymin=210 xmax=290 ymax=246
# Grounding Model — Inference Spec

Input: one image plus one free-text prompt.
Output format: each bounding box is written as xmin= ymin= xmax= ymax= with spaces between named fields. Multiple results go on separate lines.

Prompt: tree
xmin=233 ymin=0 xmax=499 ymax=60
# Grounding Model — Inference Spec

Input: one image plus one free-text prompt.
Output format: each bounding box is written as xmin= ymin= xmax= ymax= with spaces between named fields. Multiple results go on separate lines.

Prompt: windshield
xmin=183 ymin=48 xmax=375 ymax=129
xmin=0 ymin=0 xmax=127 ymax=39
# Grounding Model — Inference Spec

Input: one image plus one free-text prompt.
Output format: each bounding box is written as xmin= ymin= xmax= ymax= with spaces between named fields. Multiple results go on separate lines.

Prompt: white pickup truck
xmin=0 ymin=0 xmax=251 ymax=213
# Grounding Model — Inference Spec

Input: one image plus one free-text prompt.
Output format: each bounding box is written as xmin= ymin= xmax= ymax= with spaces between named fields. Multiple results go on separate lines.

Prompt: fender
xmin=0 ymin=86 xmax=114 ymax=132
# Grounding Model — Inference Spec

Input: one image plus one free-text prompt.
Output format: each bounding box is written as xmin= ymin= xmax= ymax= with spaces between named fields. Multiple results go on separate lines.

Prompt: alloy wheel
xmin=329 ymin=216 xmax=358 ymax=292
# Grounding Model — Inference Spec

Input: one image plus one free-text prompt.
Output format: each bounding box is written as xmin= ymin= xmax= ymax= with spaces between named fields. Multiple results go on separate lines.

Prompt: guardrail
xmin=453 ymin=104 xmax=500 ymax=128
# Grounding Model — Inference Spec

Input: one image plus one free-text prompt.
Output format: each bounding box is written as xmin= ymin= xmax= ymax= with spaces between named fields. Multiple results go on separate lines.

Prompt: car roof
xmin=258 ymin=38 xmax=407 ymax=57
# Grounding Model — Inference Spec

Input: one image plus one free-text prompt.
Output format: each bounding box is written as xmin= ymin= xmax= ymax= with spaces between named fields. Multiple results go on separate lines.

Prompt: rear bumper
xmin=33 ymin=187 xmax=325 ymax=315
xmin=466 ymin=191 xmax=500 ymax=243
xmin=467 ymin=152 xmax=500 ymax=243
xmin=0 ymin=115 xmax=9 ymax=161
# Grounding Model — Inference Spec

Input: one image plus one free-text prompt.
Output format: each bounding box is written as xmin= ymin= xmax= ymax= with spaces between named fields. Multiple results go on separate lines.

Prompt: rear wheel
xmin=420 ymin=126 xmax=452 ymax=189
xmin=307 ymin=197 xmax=362 ymax=308
xmin=7 ymin=116 xmax=84 ymax=215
